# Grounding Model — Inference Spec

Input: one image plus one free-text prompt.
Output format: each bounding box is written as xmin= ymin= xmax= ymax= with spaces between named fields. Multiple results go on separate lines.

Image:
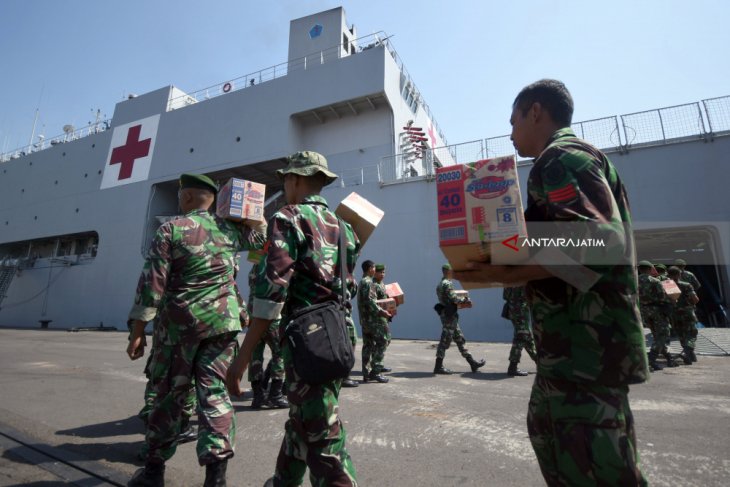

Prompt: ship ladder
xmin=0 ymin=261 xmax=19 ymax=308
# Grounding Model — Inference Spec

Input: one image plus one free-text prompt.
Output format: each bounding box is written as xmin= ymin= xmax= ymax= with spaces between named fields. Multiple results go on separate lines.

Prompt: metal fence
xmin=0 ymin=120 xmax=111 ymax=163
xmin=379 ymin=96 xmax=729 ymax=185
xmin=338 ymin=165 xmax=381 ymax=188
xmin=572 ymin=116 xmax=622 ymax=152
xmin=621 ymin=102 xmax=706 ymax=148
xmin=703 ymin=95 xmax=730 ymax=135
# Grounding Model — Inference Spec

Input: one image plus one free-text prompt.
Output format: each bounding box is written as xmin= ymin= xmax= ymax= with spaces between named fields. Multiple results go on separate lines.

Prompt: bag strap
xmin=337 ymin=219 xmax=347 ymax=304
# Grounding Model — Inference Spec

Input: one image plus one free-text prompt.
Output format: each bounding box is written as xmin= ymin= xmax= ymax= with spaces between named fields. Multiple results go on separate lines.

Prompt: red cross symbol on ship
xmin=109 ymin=125 xmax=151 ymax=180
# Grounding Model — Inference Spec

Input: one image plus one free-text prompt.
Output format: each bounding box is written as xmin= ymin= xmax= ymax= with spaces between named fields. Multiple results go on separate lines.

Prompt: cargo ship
xmin=1 ymin=7 xmax=728 ymax=342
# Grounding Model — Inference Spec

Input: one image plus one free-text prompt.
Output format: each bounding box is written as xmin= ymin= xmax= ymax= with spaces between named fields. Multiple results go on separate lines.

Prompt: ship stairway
xmin=0 ymin=260 xmax=19 ymax=308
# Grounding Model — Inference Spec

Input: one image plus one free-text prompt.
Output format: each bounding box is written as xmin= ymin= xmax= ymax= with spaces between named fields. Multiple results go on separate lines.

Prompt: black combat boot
xmin=203 ymin=459 xmax=227 ymax=487
xmin=261 ymin=363 xmax=272 ymax=392
xmin=128 ymin=462 xmax=165 ymax=487
xmin=176 ymin=417 xmax=197 ymax=444
xmin=251 ymin=381 xmax=266 ymax=409
xmin=341 ymin=377 xmax=359 ymax=387
xmin=361 ymin=366 xmax=370 ymax=383
xmin=265 ymin=379 xmax=289 ymax=409
xmin=689 ymin=348 xmax=698 ymax=363
xmin=433 ymin=358 xmax=453 ymax=375
xmin=681 ymin=347 xmax=693 ymax=365
xmin=368 ymin=371 xmax=389 ymax=383
xmin=466 ymin=355 xmax=486 ymax=373
xmin=381 ymin=366 xmax=392 ymax=373
xmin=507 ymin=361 xmax=528 ymax=376
xmin=648 ymin=350 xmax=664 ymax=371
xmin=663 ymin=352 xmax=678 ymax=368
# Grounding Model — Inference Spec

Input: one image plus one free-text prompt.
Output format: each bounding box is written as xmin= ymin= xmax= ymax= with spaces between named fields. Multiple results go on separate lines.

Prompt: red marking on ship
xmin=109 ymin=125 xmax=151 ymax=180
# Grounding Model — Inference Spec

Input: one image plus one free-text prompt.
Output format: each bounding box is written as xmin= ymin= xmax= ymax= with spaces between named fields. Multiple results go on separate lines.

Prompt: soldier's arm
xmin=444 ymin=280 xmax=466 ymax=305
xmin=250 ymin=213 xmax=298 ymax=320
xmin=238 ymin=222 xmax=267 ymax=252
xmin=688 ymin=288 xmax=699 ymax=305
xmin=128 ymin=224 xmax=173 ymax=324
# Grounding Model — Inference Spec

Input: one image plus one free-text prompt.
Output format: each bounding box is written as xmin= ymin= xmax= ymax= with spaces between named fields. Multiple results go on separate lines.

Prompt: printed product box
xmin=335 ymin=192 xmax=385 ymax=246
xmin=453 ymin=290 xmax=472 ymax=309
xmin=436 ymin=156 xmax=528 ymax=289
xmin=662 ymin=280 xmax=682 ymax=301
xmin=376 ymin=298 xmax=397 ymax=314
xmin=385 ymin=282 xmax=404 ymax=306
xmin=216 ymin=178 xmax=266 ymax=225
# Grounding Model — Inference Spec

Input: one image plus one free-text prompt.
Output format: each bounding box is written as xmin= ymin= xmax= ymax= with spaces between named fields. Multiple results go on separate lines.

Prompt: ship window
xmin=0 ymin=231 xmax=99 ymax=264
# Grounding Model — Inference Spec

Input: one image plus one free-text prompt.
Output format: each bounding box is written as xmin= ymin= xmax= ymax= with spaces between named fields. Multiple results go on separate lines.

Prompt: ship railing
xmin=379 ymin=95 xmax=729 ymax=184
xmin=0 ymin=120 xmax=112 ymax=163
xmin=338 ymin=164 xmax=381 ymax=188
xmin=166 ymin=32 xmax=391 ymax=111
xmin=621 ymin=101 xmax=707 ymax=149
xmin=703 ymin=95 xmax=730 ymax=138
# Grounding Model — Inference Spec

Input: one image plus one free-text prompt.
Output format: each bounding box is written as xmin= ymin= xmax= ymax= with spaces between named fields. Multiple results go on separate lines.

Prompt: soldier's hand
xmin=247 ymin=219 xmax=268 ymax=234
xmin=379 ymin=309 xmax=392 ymax=319
xmin=127 ymin=335 xmax=146 ymax=360
xmin=225 ymin=354 xmax=248 ymax=397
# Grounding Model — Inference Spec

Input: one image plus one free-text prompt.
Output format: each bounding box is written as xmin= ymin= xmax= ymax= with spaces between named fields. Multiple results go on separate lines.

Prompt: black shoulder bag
xmin=284 ymin=219 xmax=355 ymax=384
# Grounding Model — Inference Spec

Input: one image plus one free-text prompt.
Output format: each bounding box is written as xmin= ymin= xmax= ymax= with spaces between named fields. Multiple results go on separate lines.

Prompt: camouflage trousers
xmin=248 ymin=319 xmax=284 ymax=383
xmin=641 ymin=307 xmax=671 ymax=355
xmin=145 ymin=331 xmax=238 ymax=466
xmin=436 ymin=314 xmax=471 ymax=360
xmin=509 ymin=308 xmax=537 ymax=364
xmin=139 ymin=353 xmax=197 ymax=424
xmin=346 ymin=317 xmax=357 ymax=348
xmin=270 ymin=342 xmax=357 ymax=487
xmin=527 ymin=375 xmax=647 ymax=486
xmin=674 ymin=309 xmax=698 ymax=350
xmin=361 ymin=321 xmax=389 ymax=376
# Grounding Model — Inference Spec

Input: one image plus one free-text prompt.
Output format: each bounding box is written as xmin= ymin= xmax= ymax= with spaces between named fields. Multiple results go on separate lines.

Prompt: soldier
xmin=226 ymin=151 xmax=360 ymax=486
xmin=455 ymin=80 xmax=648 ymax=485
xmin=675 ymin=258 xmax=701 ymax=291
xmin=637 ymin=261 xmax=676 ymax=370
xmin=503 ymin=286 xmax=537 ymax=377
xmin=434 ymin=264 xmax=485 ymax=375
xmin=653 ymin=263 xmax=676 ymax=359
xmin=668 ymin=266 xmax=700 ymax=364
xmin=126 ymin=173 xmax=266 ymax=487
xmin=358 ymin=260 xmax=388 ymax=383
xmin=247 ymin=262 xmax=288 ymax=409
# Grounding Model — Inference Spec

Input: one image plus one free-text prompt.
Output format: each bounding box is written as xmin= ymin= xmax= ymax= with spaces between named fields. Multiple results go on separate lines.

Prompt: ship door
xmin=635 ymin=226 xmax=729 ymax=327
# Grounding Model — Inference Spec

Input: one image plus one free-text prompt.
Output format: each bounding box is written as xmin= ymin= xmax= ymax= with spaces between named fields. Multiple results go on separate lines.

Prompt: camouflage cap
xmin=654 ymin=263 xmax=667 ymax=271
xmin=375 ymin=264 xmax=386 ymax=271
xmin=180 ymin=173 xmax=218 ymax=194
xmin=637 ymin=260 xmax=653 ymax=268
xmin=442 ymin=263 xmax=452 ymax=270
xmin=674 ymin=258 xmax=687 ymax=266
xmin=276 ymin=151 xmax=338 ymax=186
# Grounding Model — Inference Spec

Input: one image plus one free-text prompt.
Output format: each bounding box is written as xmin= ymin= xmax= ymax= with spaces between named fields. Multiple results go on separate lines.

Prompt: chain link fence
xmin=703 ymin=95 xmax=730 ymax=135
xmin=572 ymin=116 xmax=622 ymax=152
xmin=621 ymin=102 xmax=706 ymax=148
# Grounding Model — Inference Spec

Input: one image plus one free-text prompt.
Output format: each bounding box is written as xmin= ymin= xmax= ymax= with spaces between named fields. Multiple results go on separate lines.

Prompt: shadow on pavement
xmin=388 ymin=371 xmax=435 ymax=379
xmin=56 ymin=415 xmax=143 ymax=438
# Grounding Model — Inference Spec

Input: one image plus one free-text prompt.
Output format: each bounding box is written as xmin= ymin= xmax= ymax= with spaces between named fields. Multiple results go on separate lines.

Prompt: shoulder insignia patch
xmin=547 ymin=184 xmax=578 ymax=203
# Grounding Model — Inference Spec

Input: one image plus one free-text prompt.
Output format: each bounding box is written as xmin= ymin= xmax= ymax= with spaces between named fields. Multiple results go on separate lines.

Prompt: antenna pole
xmin=27 ymin=109 xmax=39 ymax=153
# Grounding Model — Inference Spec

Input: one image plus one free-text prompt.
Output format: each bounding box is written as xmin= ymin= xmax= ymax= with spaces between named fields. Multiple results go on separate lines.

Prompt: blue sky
xmin=1 ymin=0 xmax=728 ymax=155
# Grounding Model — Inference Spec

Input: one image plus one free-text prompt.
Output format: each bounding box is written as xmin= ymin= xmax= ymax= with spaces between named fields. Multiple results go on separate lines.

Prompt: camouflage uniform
xmin=359 ymin=276 xmax=389 ymax=377
xmin=638 ymin=273 xmax=672 ymax=365
xmin=247 ymin=264 xmax=284 ymax=384
xmin=681 ymin=269 xmax=701 ymax=291
xmin=524 ymin=128 xmax=649 ymax=485
xmin=128 ymin=209 xmax=265 ymax=466
xmin=673 ymin=280 xmax=698 ymax=352
xmin=252 ymin=194 xmax=360 ymax=486
xmin=503 ymin=286 xmax=537 ymax=364
xmin=435 ymin=277 xmax=472 ymax=361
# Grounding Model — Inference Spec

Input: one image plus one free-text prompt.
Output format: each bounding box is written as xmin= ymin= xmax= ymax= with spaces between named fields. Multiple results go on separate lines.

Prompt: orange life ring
xmin=222 ymin=82 xmax=232 ymax=93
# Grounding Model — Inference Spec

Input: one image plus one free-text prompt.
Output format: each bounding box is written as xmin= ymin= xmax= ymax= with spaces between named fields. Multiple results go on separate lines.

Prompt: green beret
xmin=654 ymin=263 xmax=667 ymax=271
xmin=375 ymin=264 xmax=386 ymax=271
xmin=276 ymin=151 xmax=338 ymax=186
xmin=674 ymin=258 xmax=687 ymax=266
xmin=637 ymin=260 xmax=653 ymax=268
xmin=179 ymin=173 xmax=218 ymax=194
xmin=442 ymin=263 xmax=452 ymax=270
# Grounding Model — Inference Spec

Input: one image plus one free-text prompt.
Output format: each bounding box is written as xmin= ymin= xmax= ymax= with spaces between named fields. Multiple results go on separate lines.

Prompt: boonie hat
xmin=276 ymin=151 xmax=338 ymax=186
xmin=637 ymin=260 xmax=653 ymax=268
xmin=180 ymin=173 xmax=218 ymax=194
xmin=654 ymin=263 xmax=667 ymax=271
xmin=674 ymin=258 xmax=687 ymax=266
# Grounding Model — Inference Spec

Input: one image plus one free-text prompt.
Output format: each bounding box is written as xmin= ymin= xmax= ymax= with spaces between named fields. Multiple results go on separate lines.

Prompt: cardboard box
xmin=216 ymin=178 xmax=266 ymax=225
xmin=662 ymin=280 xmax=682 ymax=301
xmin=335 ymin=192 xmax=384 ymax=246
xmin=376 ymin=298 xmax=397 ymax=314
xmin=453 ymin=290 xmax=472 ymax=309
xmin=385 ymin=282 xmax=404 ymax=306
xmin=436 ymin=156 xmax=528 ymax=289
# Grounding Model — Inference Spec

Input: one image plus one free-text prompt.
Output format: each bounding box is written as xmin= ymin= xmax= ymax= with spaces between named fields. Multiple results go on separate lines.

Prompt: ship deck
xmin=0 ymin=328 xmax=728 ymax=486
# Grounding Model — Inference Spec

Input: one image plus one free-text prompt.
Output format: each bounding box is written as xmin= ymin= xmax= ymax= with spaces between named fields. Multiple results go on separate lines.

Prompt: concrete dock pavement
xmin=0 ymin=328 xmax=728 ymax=486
